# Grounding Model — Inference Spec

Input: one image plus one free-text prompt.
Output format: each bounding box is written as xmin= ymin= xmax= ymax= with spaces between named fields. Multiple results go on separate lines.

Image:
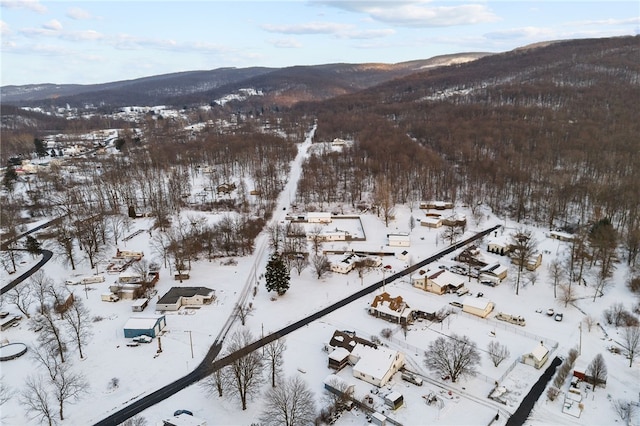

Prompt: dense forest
xmin=288 ymin=36 xmax=639 ymax=266
xmin=2 ymin=36 xmax=639 ymax=271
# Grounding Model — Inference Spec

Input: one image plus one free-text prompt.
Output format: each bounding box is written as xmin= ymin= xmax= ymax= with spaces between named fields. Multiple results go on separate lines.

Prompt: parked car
xmin=133 ymin=335 xmax=152 ymax=343
xmin=449 ymin=301 xmax=463 ymax=308
xmin=401 ymin=372 xmax=423 ymax=386
xmin=555 ymin=313 xmax=564 ymax=322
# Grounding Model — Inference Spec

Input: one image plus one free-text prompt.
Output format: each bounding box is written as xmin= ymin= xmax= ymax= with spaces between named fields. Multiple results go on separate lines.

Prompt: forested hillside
xmin=289 ymin=36 xmax=639 ymax=265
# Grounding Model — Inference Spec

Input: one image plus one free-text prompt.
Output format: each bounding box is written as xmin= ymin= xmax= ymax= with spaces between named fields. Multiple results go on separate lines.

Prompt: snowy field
xmin=1 ymin=134 xmax=638 ymax=426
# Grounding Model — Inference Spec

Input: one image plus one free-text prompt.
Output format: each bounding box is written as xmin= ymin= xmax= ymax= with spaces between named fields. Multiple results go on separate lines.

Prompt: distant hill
xmin=0 ymin=53 xmax=490 ymax=108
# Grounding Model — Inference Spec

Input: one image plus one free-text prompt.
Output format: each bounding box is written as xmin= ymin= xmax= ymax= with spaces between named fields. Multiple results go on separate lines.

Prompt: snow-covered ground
xmin=1 ymin=132 xmax=638 ymax=426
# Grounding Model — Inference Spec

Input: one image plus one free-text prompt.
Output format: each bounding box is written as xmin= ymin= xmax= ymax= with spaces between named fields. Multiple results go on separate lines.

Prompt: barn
xmin=123 ymin=314 xmax=166 ymax=338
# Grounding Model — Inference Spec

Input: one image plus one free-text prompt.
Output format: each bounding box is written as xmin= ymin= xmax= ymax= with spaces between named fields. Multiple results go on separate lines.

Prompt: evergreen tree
xmin=2 ymin=165 xmax=18 ymax=192
xmin=25 ymin=235 xmax=42 ymax=257
xmin=34 ymin=138 xmax=47 ymax=157
xmin=265 ymin=253 xmax=290 ymax=296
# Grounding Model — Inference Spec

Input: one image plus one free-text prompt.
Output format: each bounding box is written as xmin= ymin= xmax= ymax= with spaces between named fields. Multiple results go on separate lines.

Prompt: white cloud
xmin=0 ymin=0 xmax=46 ymax=14
xmin=315 ymin=1 xmax=500 ymax=27
xmin=484 ymin=27 xmax=554 ymax=40
xmin=61 ymin=29 xmax=104 ymax=42
xmin=66 ymin=7 xmax=94 ymax=20
xmin=568 ymin=17 xmax=640 ymax=27
xmin=268 ymin=38 xmax=303 ymax=48
xmin=339 ymin=28 xmax=395 ymax=39
xmin=42 ymin=19 xmax=62 ymax=31
xmin=262 ymin=21 xmax=352 ymax=35
xmin=0 ymin=19 xmax=10 ymax=35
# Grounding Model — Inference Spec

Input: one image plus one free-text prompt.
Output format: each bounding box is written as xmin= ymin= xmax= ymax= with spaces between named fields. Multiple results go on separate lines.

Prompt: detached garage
xmin=123 ymin=314 xmax=166 ymax=338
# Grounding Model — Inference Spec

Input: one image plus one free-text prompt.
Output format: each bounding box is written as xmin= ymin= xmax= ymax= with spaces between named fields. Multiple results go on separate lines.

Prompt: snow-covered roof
xmin=462 ymin=296 xmax=492 ymax=310
xmin=123 ymin=315 xmax=164 ymax=330
xmin=531 ymin=342 xmax=549 ymax=362
xmin=429 ymin=269 xmax=466 ymax=288
xmin=351 ymin=344 xmax=402 ymax=381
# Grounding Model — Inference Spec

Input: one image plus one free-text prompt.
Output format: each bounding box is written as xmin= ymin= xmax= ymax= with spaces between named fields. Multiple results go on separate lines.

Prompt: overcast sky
xmin=1 ymin=0 xmax=638 ymax=86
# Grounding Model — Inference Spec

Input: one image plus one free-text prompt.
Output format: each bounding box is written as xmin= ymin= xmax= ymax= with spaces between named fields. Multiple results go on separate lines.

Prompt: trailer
xmin=495 ymin=312 xmax=526 ymax=326
xmin=101 ymin=293 xmax=120 ymax=302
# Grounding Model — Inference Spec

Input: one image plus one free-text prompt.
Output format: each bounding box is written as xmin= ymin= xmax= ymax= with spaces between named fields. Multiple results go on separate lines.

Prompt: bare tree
xmin=487 ymin=341 xmax=510 ymax=367
xmin=50 ymin=362 xmax=89 ymax=421
xmin=19 ymin=375 xmax=55 ymax=426
xmin=311 ymin=255 xmax=331 ymax=279
xmin=441 ymin=222 xmax=465 ymax=245
xmin=107 ymin=214 xmax=130 ymax=246
xmin=6 ymin=284 xmax=34 ymax=319
xmin=264 ymin=338 xmax=287 ymax=387
xmin=559 ymin=283 xmax=576 ymax=308
xmin=323 ymin=376 xmax=354 ymax=411
xmin=583 ymin=315 xmax=596 ymax=332
xmin=267 ymin=223 xmax=285 ymax=253
xmin=620 ymin=326 xmax=640 ymax=368
xmin=0 ymin=376 xmax=10 ymax=405
xmin=224 ymin=329 xmax=264 ymax=410
xmin=53 ymin=219 xmax=77 ymax=270
xmin=585 ymin=353 xmax=607 ymax=391
xmin=510 ymin=229 xmax=538 ymax=296
xmin=62 ymin=298 xmax=92 ymax=359
xmin=259 ymin=375 xmax=316 ymax=426
xmin=612 ymin=399 xmax=638 ymax=426
xmin=150 ymin=231 xmax=172 ymax=269
xmin=373 ymin=178 xmax=395 ymax=227
xmin=292 ymin=252 xmax=308 ymax=276
xmin=308 ymin=225 xmax=324 ymax=256
xmin=423 ymin=334 xmax=480 ymax=382
xmin=119 ymin=416 xmax=149 ymax=426
xmin=237 ymin=303 xmax=253 ymax=326
xmin=548 ymin=259 xmax=564 ymax=299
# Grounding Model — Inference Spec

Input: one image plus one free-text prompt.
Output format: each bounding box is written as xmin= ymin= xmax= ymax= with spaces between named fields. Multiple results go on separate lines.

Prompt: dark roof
xmin=329 ymin=330 xmax=377 ymax=353
xmin=157 ymin=287 xmax=214 ymax=305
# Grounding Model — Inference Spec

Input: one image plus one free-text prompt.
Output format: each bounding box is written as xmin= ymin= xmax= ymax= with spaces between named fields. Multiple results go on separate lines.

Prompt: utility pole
xmin=578 ymin=322 xmax=582 ymax=355
xmin=185 ymin=330 xmax=193 ymax=358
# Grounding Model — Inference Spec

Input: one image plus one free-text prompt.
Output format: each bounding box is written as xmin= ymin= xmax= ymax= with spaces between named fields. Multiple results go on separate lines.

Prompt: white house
xmin=387 ymin=233 xmax=410 ymax=247
xmin=307 ymin=212 xmax=332 ymax=223
xmin=522 ymin=341 xmax=550 ymax=369
xmin=487 ymin=236 xmax=511 ymax=255
xmin=351 ymin=343 xmax=405 ymax=387
xmin=326 ymin=330 xmax=405 ymax=387
xmin=330 ymin=253 xmax=358 ymax=274
xmin=156 ymin=287 xmax=215 ymax=311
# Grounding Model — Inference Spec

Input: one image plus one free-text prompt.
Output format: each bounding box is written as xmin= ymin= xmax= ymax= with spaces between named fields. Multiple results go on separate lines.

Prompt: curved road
xmin=1 ymin=217 xmax=61 ymax=295
xmin=95 ymin=224 xmax=501 ymax=425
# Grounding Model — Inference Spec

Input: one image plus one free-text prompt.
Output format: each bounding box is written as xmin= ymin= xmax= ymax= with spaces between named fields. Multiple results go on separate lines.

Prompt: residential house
xmin=479 ymin=263 xmax=508 ymax=281
xmin=487 ymin=236 xmax=511 ymax=255
xmin=462 ymin=296 xmax=494 ymax=318
xmin=421 ymin=214 xmax=443 ymax=228
xmin=420 ymin=201 xmax=454 ymax=210
xmin=325 ymin=330 xmax=405 ymax=387
xmin=412 ymin=268 xmax=466 ymax=295
xmin=522 ymin=341 xmax=550 ymax=369
xmin=156 ymin=287 xmax=215 ymax=311
xmin=123 ymin=314 xmax=166 ymax=338
xmin=368 ymin=292 xmax=413 ymax=325
xmin=387 ymin=233 xmax=410 ymax=247
xmin=512 ymin=253 xmax=543 ymax=271
xmin=550 ymin=231 xmax=574 ymax=242
xmin=330 ymin=253 xmax=358 ymax=274
xmin=308 ymin=229 xmax=351 ymax=242
xmin=307 ymin=212 xmax=332 ymax=223
xmin=442 ymin=213 xmax=467 ymax=227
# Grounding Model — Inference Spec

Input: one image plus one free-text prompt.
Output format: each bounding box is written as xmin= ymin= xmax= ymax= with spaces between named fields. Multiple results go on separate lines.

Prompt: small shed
xmin=522 ymin=341 xmax=549 ymax=369
xmin=384 ymin=391 xmax=404 ymax=410
xmin=123 ymin=315 xmax=166 ymax=338
xmin=462 ymin=297 xmax=494 ymax=318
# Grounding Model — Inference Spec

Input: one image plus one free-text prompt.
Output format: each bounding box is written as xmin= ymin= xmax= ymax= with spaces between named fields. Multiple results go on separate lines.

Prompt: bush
xmin=380 ymin=328 xmax=393 ymax=339
xmin=547 ymin=386 xmax=560 ymax=401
